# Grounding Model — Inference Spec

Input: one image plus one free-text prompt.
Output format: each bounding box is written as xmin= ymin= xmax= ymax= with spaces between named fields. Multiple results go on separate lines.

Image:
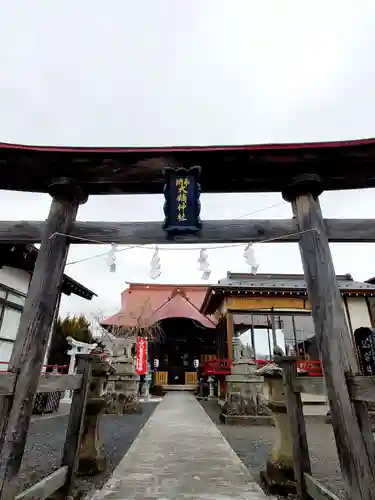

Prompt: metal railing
xmin=201 ymin=359 xmax=232 ymax=375
xmin=256 ymin=359 xmax=323 ymax=377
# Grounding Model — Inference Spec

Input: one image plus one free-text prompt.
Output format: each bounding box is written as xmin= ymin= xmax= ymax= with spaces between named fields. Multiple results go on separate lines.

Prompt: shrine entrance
xmin=2 ymin=139 xmax=375 ymax=499
xmin=102 ymin=283 xmax=217 ymax=390
xmin=149 ymin=317 xmax=216 ymax=388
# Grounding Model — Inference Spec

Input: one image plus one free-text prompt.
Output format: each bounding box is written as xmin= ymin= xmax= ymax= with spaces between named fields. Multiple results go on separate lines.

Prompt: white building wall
xmin=345 ymin=297 xmax=372 ymax=331
xmin=0 ymin=267 xmax=31 ymax=368
xmin=0 ymin=267 xmax=68 ymax=370
xmin=0 ymin=267 xmax=30 ymax=294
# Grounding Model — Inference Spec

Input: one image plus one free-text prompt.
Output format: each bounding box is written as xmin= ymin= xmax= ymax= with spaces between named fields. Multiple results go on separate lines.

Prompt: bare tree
xmin=92 ymin=297 xmax=163 ymax=351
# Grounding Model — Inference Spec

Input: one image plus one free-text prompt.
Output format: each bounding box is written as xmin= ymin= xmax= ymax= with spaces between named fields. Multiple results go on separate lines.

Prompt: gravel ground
xmin=200 ymin=399 xmax=345 ymax=499
xmin=13 ymin=402 xmax=158 ymax=499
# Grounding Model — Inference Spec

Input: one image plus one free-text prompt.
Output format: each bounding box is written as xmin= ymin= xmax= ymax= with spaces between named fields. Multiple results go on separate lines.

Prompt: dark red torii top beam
xmin=0 ymin=137 xmax=374 ymax=195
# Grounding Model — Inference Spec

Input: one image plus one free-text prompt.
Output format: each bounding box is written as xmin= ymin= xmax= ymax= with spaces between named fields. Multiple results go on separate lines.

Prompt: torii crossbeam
xmin=0 ymin=218 xmax=374 ymax=244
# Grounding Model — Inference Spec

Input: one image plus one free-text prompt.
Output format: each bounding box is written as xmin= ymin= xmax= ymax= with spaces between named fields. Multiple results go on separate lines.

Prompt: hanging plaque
xmin=354 ymin=327 xmax=375 ymax=376
xmin=163 ymin=166 xmax=202 ymax=234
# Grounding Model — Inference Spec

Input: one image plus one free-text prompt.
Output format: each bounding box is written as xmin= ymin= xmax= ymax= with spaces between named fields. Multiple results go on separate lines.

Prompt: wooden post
xmin=250 ymin=323 xmax=256 ymax=359
xmin=0 ymin=179 xmax=87 ymax=500
xmin=270 ymin=313 xmax=277 ymax=350
xmin=291 ymin=315 xmax=298 ymax=353
xmin=283 ymin=174 xmax=375 ymax=500
xmin=267 ymin=327 xmax=272 ymax=359
xmin=43 ymin=292 xmax=63 ymax=368
xmin=226 ymin=312 xmax=234 ymax=363
xmin=58 ymin=355 xmax=91 ymax=498
xmin=278 ymin=357 xmax=311 ymax=500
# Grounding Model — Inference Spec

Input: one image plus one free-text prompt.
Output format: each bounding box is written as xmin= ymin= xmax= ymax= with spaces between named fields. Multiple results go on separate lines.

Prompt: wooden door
xmin=154 ymin=371 xmax=168 ymax=385
xmin=185 ymin=372 xmax=197 ymax=385
xmin=201 ymin=354 xmax=217 ymax=363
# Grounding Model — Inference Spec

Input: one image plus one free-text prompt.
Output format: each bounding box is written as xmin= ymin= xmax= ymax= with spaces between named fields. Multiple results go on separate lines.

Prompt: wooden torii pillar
xmin=0 ymin=178 xmax=87 ymax=499
xmin=282 ymin=174 xmax=375 ymax=500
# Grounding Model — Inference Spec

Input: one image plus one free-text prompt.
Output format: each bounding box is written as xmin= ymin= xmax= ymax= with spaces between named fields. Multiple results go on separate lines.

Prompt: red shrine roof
xmin=101 ymin=283 xmax=216 ymax=329
xmin=150 ymin=291 xmax=216 ymax=328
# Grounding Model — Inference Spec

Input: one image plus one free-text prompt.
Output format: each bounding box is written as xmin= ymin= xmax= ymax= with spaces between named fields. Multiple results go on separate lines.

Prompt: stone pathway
xmin=13 ymin=405 xmax=159 ymax=498
xmin=88 ymin=392 xmax=270 ymax=499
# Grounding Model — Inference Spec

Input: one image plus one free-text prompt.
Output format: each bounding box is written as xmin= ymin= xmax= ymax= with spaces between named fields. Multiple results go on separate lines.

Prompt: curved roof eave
xmin=149 ymin=312 xmax=216 ymax=329
xmin=148 ymin=293 xmax=216 ymax=329
xmin=1 ymin=137 xmax=375 ymax=153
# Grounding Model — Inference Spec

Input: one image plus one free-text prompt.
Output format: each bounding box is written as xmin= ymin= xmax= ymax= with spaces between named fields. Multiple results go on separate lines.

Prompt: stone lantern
xmin=78 ymin=351 xmax=114 ymax=476
xmin=221 ymin=335 xmax=272 ymax=424
xmin=255 ymin=361 xmax=295 ymax=496
xmin=105 ymin=336 xmax=141 ymax=414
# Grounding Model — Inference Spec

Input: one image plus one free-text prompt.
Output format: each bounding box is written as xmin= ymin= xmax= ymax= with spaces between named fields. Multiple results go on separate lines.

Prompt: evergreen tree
xmin=47 ymin=315 xmax=94 ymax=371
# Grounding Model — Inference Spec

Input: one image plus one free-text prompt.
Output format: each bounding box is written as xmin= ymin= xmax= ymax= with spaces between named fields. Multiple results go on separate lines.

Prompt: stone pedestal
xmin=106 ymin=359 xmax=141 ymax=414
xmin=255 ymin=363 xmax=296 ymax=496
xmin=197 ymin=378 xmax=209 ymax=398
xmin=142 ymin=371 xmax=152 ymax=400
xmin=208 ymin=376 xmax=215 ymax=398
xmin=220 ymin=360 xmax=272 ymax=425
xmin=78 ymin=357 xmax=113 ymax=476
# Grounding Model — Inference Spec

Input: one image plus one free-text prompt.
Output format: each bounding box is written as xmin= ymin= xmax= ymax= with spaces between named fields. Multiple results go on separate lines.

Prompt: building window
xmin=0 ymin=308 xmax=22 ymax=341
xmin=6 ymin=292 xmax=26 ymax=306
xmin=0 ymin=340 xmax=14 ymax=368
xmin=0 ymin=286 xmax=26 ymax=307
xmin=0 ymin=286 xmax=26 ymax=355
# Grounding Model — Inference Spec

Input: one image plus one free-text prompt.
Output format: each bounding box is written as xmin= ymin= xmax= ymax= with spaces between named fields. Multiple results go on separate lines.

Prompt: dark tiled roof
xmin=0 ymin=244 xmax=96 ymax=300
xmin=218 ymin=272 xmax=375 ymax=292
xmin=200 ymin=272 xmax=375 ymax=315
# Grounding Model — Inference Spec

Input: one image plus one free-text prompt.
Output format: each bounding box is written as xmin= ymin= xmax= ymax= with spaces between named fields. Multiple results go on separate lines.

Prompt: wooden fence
xmin=0 ymin=355 xmax=91 ymax=500
xmin=278 ymin=356 xmax=375 ymax=500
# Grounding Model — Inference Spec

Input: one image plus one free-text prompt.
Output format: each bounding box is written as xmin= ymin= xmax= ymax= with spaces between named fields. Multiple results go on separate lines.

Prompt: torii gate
xmin=1 ymin=138 xmax=375 ymax=499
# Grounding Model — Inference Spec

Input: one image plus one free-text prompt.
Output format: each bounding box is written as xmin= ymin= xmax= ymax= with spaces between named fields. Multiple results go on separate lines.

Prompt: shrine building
xmin=101 ymin=283 xmax=217 ymax=389
xmin=201 ymin=273 xmax=375 ymax=380
xmin=102 ymin=273 xmax=375 ymax=391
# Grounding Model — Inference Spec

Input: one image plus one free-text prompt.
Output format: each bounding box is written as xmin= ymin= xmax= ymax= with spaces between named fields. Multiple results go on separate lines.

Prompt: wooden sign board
xmin=354 ymin=327 xmax=375 ymax=376
xmin=226 ymin=296 xmax=311 ymax=312
xmin=163 ymin=166 xmax=202 ymax=234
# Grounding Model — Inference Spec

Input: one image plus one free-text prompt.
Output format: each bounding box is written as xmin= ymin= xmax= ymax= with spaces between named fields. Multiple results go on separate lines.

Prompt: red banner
xmin=135 ymin=336 xmax=147 ymax=375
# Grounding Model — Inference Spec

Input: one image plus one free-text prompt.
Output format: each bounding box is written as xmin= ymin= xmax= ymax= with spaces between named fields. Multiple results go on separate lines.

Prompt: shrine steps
xmin=161 ymin=384 xmax=197 ymax=391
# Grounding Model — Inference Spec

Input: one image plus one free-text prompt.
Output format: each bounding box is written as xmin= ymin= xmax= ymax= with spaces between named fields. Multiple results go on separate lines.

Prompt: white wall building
xmin=0 ymin=244 xmax=96 ymax=368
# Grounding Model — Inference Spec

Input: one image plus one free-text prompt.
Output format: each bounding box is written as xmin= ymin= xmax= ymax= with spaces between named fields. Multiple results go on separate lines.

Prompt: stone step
xmin=161 ymin=384 xmax=197 ymax=391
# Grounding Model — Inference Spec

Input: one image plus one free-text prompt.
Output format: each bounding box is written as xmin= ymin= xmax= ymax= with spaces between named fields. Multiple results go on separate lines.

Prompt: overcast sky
xmin=1 ymin=1 xmax=375 ymax=324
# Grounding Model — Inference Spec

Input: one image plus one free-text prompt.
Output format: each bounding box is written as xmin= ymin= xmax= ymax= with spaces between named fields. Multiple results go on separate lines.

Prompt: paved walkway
xmin=89 ymin=392 xmax=270 ymax=499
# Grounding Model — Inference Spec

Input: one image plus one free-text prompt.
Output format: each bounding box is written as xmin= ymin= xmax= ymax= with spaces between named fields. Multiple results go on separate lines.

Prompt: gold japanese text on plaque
xmin=176 ymin=177 xmax=190 ymax=222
